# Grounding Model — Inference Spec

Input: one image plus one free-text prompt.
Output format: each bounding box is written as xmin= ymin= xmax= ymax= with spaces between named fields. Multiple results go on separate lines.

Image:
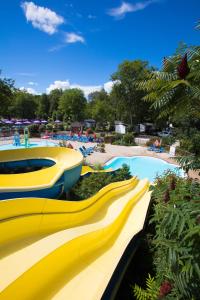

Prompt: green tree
xmin=139 ymin=44 xmax=200 ymax=121
xmin=111 ymin=60 xmax=153 ymax=125
xmin=48 ymin=89 xmax=63 ymax=116
xmin=0 ymin=71 xmax=15 ymax=117
xmin=36 ymin=94 xmax=50 ymax=119
xmin=59 ymin=88 xmax=86 ymax=121
xmin=138 ymin=37 xmax=200 ymax=172
xmin=12 ymin=91 xmax=37 ymax=119
xmin=87 ymin=89 xmax=114 ymax=126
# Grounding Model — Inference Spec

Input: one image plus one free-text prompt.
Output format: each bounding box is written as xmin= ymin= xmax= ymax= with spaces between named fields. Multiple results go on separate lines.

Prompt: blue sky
xmin=0 ymin=0 xmax=199 ymax=96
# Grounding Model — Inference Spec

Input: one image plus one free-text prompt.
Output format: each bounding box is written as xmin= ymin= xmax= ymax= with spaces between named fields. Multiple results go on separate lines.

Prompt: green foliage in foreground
xmin=71 ymin=164 xmax=131 ymax=200
xmin=133 ymin=274 xmax=159 ymax=300
xmin=133 ymin=172 xmax=200 ymax=300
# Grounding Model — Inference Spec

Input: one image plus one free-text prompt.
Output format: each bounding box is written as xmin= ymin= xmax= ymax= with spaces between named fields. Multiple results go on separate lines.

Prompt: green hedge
xmin=112 ymin=132 xmax=136 ymax=146
xmin=70 ymin=164 xmax=131 ymax=200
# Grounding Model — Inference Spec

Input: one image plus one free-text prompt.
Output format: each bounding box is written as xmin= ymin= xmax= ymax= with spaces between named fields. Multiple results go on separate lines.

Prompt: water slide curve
xmin=0 ymin=147 xmax=151 ymax=300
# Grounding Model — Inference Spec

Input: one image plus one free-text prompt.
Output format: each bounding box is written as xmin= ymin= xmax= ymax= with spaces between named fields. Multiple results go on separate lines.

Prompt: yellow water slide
xmin=0 ymin=179 xmax=151 ymax=300
xmin=0 ymin=147 xmax=151 ymax=300
xmin=0 ymin=147 xmax=83 ymax=200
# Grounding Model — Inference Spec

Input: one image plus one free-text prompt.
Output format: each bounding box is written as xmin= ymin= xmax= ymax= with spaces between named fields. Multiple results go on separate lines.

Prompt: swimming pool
xmin=104 ymin=156 xmax=184 ymax=182
xmin=0 ymin=141 xmax=57 ymax=150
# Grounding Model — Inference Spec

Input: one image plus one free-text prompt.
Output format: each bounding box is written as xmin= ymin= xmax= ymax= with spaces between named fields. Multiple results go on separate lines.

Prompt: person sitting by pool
xmin=154 ymin=139 xmax=161 ymax=148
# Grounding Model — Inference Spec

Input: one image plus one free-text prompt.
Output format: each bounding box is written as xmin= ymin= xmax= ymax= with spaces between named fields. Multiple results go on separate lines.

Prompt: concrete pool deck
xmin=68 ymin=142 xmax=200 ymax=180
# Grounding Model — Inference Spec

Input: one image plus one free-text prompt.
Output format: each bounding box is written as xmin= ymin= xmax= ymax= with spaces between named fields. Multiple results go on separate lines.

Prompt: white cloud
xmin=20 ymin=87 xmax=38 ymax=95
xmin=65 ymin=32 xmax=85 ymax=44
xmin=103 ymin=81 xmax=115 ymax=93
xmin=21 ymin=2 xmax=64 ymax=35
xmin=107 ymin=1 xmax=156 ymax=18
xmin=28 ymin=81 xmax=38 ymax=86
xmin=46 ymin=80 xmax=101 ymax=97
xmin=46 ymin=80 xmax=119 ymax=97
xmin=46 ymin=80 xmax=71 ymax=94
xmin=72 ymin=84 xmax=102 ymax=97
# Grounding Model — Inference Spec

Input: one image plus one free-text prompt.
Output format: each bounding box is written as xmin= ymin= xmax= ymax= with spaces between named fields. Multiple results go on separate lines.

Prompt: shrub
xmin=114 ymin=163 xmax=132 ymax=181
xmin=95 ymin=142 xmax=106 ymax=153
xmin=104 ymin=134 xmax=115 ymax=144
xmin=112 ymin=140 xmax=124 ymax=145
xmin=71 ymin=164 xmax=131 ymax=200
xmin=161 ymin=136 xmax=176 ymax=146
xmin=92 ymin=163 xmax=103 ymax=170
xmin=28 ymin=124 xmax=39 ymax=136
xmin=100 ymin=132 xmax=105 ymax=137
xmin=112 ymin=132 xmax=136 ymax=146
xmin=180 ymin=132 xmax=200 ymax=155
xmin=179 ymin=138 xmax=193 ymax=152
xmin=175 ymin=132 xmax=200 ymax=174
xmin=123 ymin=132 xmax=136 ymax=145
xmin=115 ymin=133 xmax=123 ymax=140
xmin=133 ymin=173 xmax=200 ymax=300
xmin=46 ymin=123 xmax=53 ymax=131
xmin=28 ymin=124 xmax=39 ymax=132
xmin=127 ymin=124 xmax=135 ymax=133
xmin=38 ymin=124 xmax=46 ymax=133
xmin=56 ymin=123 xmax=64 ymax=131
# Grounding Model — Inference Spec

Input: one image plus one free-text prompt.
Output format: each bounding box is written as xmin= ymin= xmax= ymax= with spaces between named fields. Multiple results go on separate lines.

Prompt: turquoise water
xmin=0 ymin=141 xmax=57 ymax=150
xmin=104 ymin=156 xmax=184 ymax=182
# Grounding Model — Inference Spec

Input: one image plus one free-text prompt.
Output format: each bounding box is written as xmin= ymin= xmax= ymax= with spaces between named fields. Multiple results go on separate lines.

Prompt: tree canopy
xmin=111 ymin=60 xmax=153 ymax=125
xmin=0 ymin=71 xmax=15 ymax=117
xmin=59 ymin=88 xmax=87 ymax=122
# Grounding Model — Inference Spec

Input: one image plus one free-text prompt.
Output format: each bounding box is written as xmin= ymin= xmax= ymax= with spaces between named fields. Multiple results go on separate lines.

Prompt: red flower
xmin=163 ymin=189 xmax=170 ymax=203
xmin=159 ymin=281 xmax=172 ymax=298
xmin=177 ymin=53 xmax=190 ymax=79
xmin=169 ymin=176 xmax=176 ymax=191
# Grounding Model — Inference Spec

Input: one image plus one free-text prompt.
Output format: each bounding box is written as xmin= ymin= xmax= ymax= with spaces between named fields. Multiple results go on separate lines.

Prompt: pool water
xmin=0 ymin=141 xmax=57 ymax=150
xmin=104 ymin=156 xmax=184 ymax=182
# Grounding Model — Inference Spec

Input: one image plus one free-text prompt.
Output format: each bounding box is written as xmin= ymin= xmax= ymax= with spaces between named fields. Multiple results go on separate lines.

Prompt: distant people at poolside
xmin=67 ymin=143 xmax=73 ymax=149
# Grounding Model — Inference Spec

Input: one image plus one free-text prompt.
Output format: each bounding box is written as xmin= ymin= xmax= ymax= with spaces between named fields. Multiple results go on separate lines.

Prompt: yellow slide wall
xmin=0 ymin=179 xmax=150 ymax=300
xmin=0 ymin=147 xmax=151 ymax=300
xmin=0 ymin=147 xmax=83 ymax=192
xmin=0 ymin=178 xmax=138 ymax=254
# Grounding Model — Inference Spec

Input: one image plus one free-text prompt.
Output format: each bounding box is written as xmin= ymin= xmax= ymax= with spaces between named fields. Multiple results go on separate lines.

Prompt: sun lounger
xmin=79 ymin=147 xmax=87 ymax=157
xmin=82 ymin=145 xmax=94 ymax=154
